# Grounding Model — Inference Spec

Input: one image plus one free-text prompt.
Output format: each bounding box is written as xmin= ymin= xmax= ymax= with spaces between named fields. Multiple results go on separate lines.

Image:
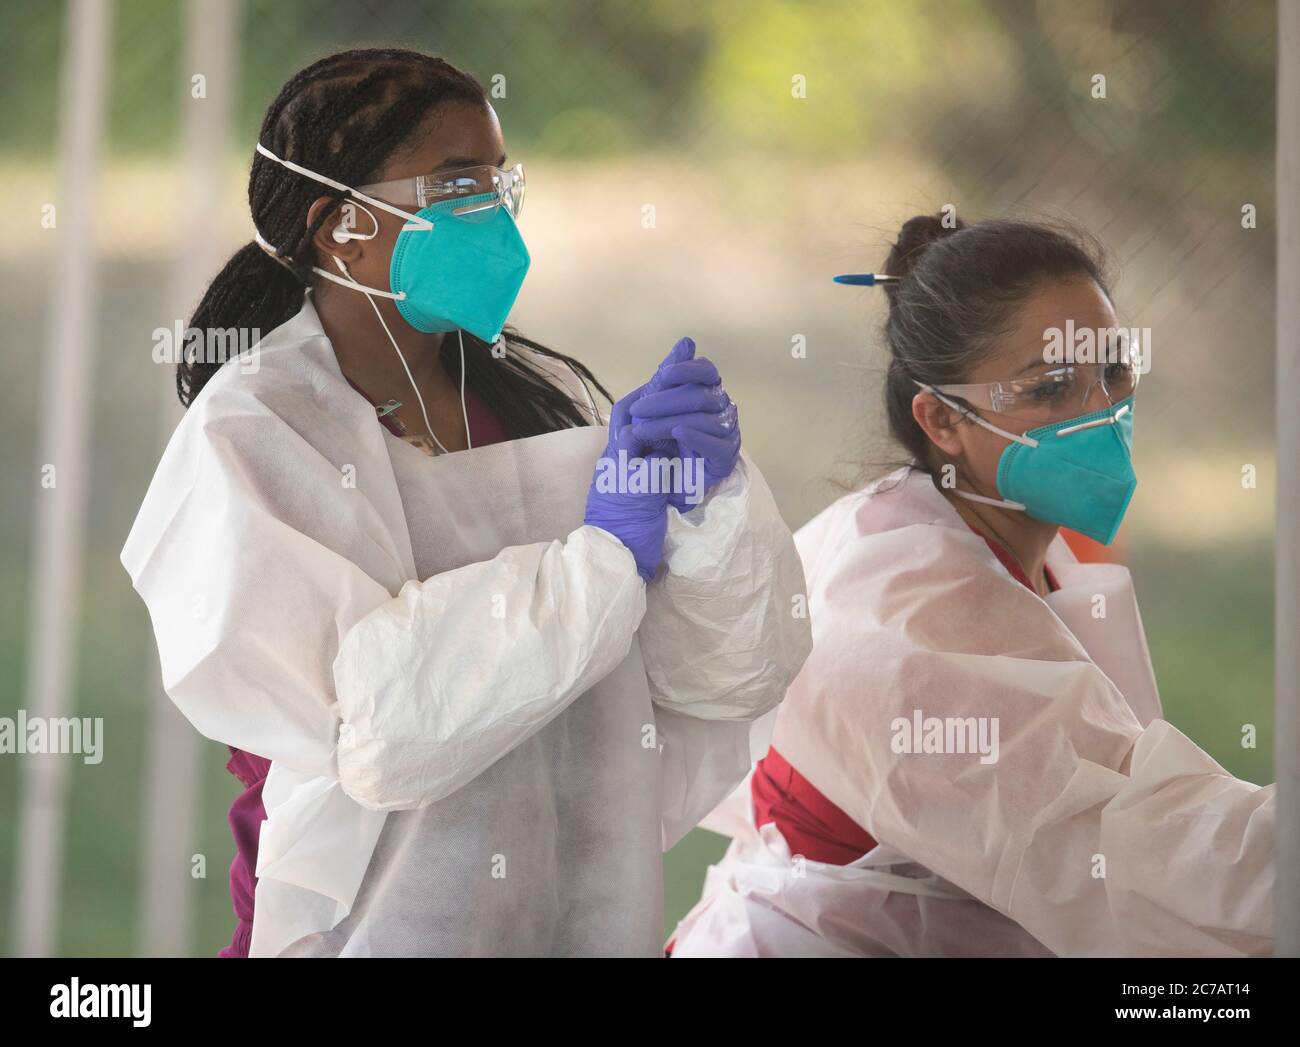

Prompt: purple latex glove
xmin=618 ymin=337 xmax=720 ymax=454
xmin=584 ymin=384 xmax=669 ymax=583
xmin=629 ymin=337 xmax=741 ymax=512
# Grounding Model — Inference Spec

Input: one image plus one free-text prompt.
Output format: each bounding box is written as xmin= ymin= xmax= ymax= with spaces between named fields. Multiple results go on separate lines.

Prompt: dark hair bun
xmin=874 ymin=214 xmax=1109 ymax=478
xmin=883 ymin=212 xmax=967 ymax=282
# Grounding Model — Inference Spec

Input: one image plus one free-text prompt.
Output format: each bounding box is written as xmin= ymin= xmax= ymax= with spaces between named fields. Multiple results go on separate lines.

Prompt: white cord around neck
xmin=334 ymin=255 xmax=470 ymax=456
xmin=457 ymin=329 xmax=471 ymax=451
xmin=952 ymin=488 xmax=1027 ymax=512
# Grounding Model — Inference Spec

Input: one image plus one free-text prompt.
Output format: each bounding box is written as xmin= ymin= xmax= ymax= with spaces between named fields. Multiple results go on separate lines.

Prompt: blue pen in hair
xmin=832 ymin=273 xmax=900 ymax=286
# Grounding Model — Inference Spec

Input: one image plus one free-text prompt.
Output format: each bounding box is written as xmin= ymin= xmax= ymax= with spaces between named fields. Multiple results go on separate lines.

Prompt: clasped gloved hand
xmin=628 ymin=337 xmax=742 ymax=513
xmin=584 ymin=383 xmax=670 ymax=583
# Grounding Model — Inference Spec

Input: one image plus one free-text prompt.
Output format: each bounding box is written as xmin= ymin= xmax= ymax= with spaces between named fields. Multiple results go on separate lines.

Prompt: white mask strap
xmin=952 ymin=488 xmax=1027 ymax=512
xmin=251 ymin=231 xmax=407 ymax=301
xmin=254 ymin=142 xmax=434 ymax=232
xmin=312 ymin=260 xmax=406 ymax=300
xmin=915 ymin=381 xmax=1031 ymax=513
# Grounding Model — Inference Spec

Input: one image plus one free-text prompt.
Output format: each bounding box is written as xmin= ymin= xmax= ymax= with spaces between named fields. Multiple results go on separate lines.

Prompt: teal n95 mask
xmin=919 ymin=382 xmax=1138 ymax=545
xmin=252 ymin=143 xmax=530 ymax=344
xmin=386 ymin=192 xmax=529 ymax=340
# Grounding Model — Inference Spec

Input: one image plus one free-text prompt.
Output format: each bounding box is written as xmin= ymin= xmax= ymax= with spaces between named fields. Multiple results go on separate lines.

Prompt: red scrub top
xmin=751 ymin=527 xmax=1058 ymax=866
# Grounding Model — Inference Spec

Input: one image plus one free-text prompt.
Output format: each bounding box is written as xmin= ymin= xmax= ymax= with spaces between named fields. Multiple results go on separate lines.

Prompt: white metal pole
xmin=12 ymin=0 xmax=112 ymax=957
xmin=1275 ymin=0 xmax=1300 ymax=959
xmin=137 ymin=0 xmax=242 ymax=957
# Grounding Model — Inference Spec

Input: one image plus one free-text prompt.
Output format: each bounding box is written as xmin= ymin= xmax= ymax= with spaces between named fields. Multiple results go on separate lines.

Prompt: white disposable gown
xmin=121 ymin=295 xmax=812 ymax=956
xmin=671 ymin=466 xmax=1274 ymax=958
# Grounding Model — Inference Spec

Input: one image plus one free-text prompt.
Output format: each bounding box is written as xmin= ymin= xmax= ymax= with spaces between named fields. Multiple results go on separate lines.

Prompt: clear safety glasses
xmin=933 ymin=345 xmax=1141 ymax=422
xmin=358 ymin=162 xmax=525 ymax=218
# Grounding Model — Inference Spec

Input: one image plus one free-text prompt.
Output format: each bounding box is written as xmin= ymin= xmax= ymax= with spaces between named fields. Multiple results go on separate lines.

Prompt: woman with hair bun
xmin=669 ymin=214 xmax=1275 ymax=957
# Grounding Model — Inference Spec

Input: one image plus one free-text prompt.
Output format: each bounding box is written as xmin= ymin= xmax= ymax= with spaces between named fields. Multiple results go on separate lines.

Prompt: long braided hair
xmin=179 ymin=47 xmax=610 ymax=438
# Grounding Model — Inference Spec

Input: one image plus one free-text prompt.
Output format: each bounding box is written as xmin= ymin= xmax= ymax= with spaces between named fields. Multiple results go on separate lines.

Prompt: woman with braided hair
xmin=176 ymin=48 xmax=604 ymax=442
xmin=121 ymin=48 xmax=811 ymax=957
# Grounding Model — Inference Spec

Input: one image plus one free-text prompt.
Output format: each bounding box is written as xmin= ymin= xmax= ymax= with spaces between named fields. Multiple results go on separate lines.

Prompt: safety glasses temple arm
xmin=354 ymin=176 xmax=420 ymax=208
xmin=914 ymin=380 xmax=1039 ymax=447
